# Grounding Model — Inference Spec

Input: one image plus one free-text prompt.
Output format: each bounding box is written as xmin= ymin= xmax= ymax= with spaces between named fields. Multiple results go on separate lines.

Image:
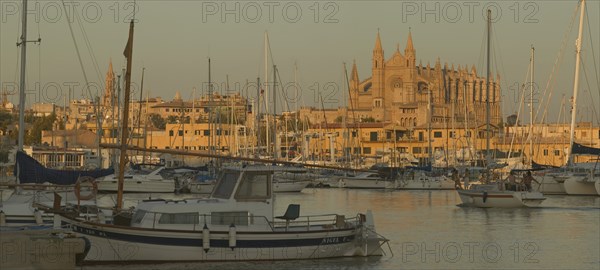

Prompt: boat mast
xmin=485 ymin=9 xmax=491 ymax=161
xmin=256 ymin=77 xmax=261 ymax=158
xmin=273 ymin=65 xmax=278 ymax=160
xmin=208 ymin=58 xmax=213 ymax=158
xmin=529 ymin=46 xmax=535 ymax=165
xmin=568 ymin=0 xmax=586 ymax=165
xmin=428 ymin=87 xmax=433 ymax=166
xmin=17 ymin=0 xmax=29 ymax=153
xmin=264 ymin=32 xmax=270 ymax=156
xmin=117 ymin=20 xmax=135 ymax=211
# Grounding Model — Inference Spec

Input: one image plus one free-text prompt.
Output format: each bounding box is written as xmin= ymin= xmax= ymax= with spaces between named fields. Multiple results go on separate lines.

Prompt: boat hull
xmin=273 ymin=181 xmax=310 ymax=192
xmin=343 ymin=179 xmax=391 ymax=189
xmin=457 ymin=190 xmax=546 ymax=208
xmin=535 ymin=175 xmax=566 ymax=195
xmin=596 ymin=179 xmax=600 ymax=196
xmin=62 ymin=218 xmax=383 ymax=262
xmin=564 ymin=178 xmax=598 ymax=195
xmin=397 ymin=176 xmax=455 ymax=190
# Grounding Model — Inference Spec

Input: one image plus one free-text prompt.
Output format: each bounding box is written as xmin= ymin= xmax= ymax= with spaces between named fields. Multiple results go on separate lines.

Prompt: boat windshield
xmin=212 ymin=171 xmax=240 ymax=199
xmin=235 ymin=173 xmax=271 ymax=201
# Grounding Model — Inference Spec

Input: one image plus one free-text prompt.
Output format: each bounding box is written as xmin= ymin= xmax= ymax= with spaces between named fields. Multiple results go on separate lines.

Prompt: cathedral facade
xmin=305 ymin=31 xmax=502 ymax=129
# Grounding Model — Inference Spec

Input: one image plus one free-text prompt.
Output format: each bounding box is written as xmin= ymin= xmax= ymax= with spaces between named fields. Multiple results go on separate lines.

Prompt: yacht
xmin=95 ymin=166 xmax=175 ymax=193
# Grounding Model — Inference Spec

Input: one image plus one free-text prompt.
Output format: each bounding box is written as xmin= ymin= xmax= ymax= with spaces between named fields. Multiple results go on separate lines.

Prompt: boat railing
xmin=271 ymin=214 xmax=360 ymax=231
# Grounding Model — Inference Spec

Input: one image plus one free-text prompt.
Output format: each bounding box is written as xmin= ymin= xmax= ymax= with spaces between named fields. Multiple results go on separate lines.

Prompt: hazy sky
xmin=1 ymin=0 xmax=599 ymax=123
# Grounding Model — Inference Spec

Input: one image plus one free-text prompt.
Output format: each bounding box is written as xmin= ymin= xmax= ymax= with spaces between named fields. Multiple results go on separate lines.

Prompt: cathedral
xmin=322 ymin=30 xmax=503 ymax=129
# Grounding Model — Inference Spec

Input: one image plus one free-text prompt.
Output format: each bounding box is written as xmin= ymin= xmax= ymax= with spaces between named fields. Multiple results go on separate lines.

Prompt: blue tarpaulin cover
xmin=15 ymin=151 xmax=114 ymax=185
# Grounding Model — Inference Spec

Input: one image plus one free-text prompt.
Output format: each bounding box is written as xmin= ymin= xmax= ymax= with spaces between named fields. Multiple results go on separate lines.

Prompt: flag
xmin=123 ymin=20 xmax=134 ymax=59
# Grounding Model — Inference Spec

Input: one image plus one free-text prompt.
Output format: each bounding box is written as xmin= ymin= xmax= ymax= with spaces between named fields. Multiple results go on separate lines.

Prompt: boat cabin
xmin=130 ymin=166 xmax=275 ymax=231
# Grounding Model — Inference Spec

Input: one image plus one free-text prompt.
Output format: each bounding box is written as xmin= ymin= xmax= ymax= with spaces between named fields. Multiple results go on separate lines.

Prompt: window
xmin=211 ymin=211 xmax=249 ymax=226
xmin=204 ymin=130 xmax=210 ymax=136
xmin=352 ymin=131 xmax=357 ymax=138
xmin=413 ymin=147 xmax=421 ymax=154
xmin=235 ymin=173 xmax=270 ymax=201
xmin=370 ymin=132 xmax=378 ymax=142
xmin=434 ymin=131 xmax=442 ymax=138
xmin=449 ymin=131 xmax=456 ymax=138
xmin=178 ymin=130 xmax=183 ymax=136
xmin=159 ymin=213 xmax=198 ymax=224
xmin=213 ymin=171 xmax=240 ymax=199
xmin=554 ymin=150 xmax=560 ymax=156
xmin=418 ymin=132 xmax=424 ymax=142
xmin=543 ymin=149 xmax=548 ymax=156
xmin=363 ymin=147 xmax=371 ymax=154
xmin=195 ymin=130 xmax=201 ymax=135
xmin=165 ymin=108 xmax=169 ymax=112
xmin=386 ymin=132 xmax=392 ymax=140
xmin=131 ymin=210 xmax=147 ymax=224
xmin=169 ymin=130 xmax=174 ymax=136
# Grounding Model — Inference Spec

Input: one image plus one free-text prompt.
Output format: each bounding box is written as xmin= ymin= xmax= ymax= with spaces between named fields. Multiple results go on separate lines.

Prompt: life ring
xmin=75 ymin=176 xmax=98 ymax=201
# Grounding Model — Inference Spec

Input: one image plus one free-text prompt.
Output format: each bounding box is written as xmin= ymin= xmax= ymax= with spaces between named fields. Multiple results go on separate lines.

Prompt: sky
xmin=1 ymin=0 xmax=599 ymax=124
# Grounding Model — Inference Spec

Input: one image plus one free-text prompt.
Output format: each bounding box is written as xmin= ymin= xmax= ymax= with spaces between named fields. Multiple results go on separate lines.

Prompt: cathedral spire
xmin=405 ymin=28 xmax=415 ymax=55
xmin=374 ymin=29 xmax=383 ymax=52
xmin=373 ymin=29 xmax=384 ymax=70
xmin=103 ymin=58 xmax=115 ymax=107
xmin=351 ymin=60 xmax=359 ymax=82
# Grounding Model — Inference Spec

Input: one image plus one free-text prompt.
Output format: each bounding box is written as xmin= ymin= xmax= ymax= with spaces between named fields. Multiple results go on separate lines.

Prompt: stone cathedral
xmin=346 ymin=30 xmax=502 ymax=128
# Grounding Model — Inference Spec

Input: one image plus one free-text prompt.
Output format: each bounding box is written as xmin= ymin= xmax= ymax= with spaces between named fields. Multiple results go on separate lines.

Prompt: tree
xmin=361 ymin=117 xmax=376 ymax=123
xmin=25 ymin=113 xmax=56 ymax=145
xmin=149 ymin=114 xmax=166 ymax=129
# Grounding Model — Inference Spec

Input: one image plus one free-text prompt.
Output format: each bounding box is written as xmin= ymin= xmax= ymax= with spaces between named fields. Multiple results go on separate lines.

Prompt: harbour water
xmin=87 ymin=189 xmax=599 ymax=270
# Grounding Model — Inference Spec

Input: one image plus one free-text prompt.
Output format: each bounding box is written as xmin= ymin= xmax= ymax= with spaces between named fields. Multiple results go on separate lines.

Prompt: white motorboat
xmin=272 ymin=171 xmax=315 ymax=192
xmin=60 ymin=166 xmax=388 ymax=263
xmin=96 ymin=167 xmax=175 ymax=193
xmin=341 ymin=172 xmax=392 ymax=189
xmin=595 ymin=179 xmax=600 ymax=196
xmin=397 ymin=170 xmax=454 ymax=190
xmin=457 ymin=183 xmax=546 ymax=208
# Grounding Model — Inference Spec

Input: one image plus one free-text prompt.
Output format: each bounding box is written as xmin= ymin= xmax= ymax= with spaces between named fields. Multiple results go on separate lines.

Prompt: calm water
xmin=88 ymin=189 xmax=600 ymax=270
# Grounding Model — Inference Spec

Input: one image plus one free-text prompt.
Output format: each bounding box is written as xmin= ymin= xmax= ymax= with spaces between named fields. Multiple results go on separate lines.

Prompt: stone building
xmin=301 ymin=30 xmax=502 ymax=130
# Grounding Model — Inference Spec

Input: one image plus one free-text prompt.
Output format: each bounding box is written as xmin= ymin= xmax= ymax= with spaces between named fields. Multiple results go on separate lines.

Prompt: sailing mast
xmin=272 ymin=65 xmax=278 ymax=160
xmin=485 ymin=9 xmax=491 ymax=162
xmin=567 ymin=0 xmax=586 ymax=165
xmin=529 ymin=46 xmax=535 ymax=165
xmin=116 ymin=20 xmax=135 ymax=211
xmin=17 ymin=0 xmax=29 ymax=153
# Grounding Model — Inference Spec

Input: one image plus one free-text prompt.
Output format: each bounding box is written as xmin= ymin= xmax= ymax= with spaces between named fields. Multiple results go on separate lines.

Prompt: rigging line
xmin=507 ymin=64 xmax=532 ymax=159
xmin=12 ymin=3 xmax=22 ymax=86
xmin=36 ymin=8 xmax=41 ymax=99
xmin=580 ymin=62 xmax=600 ymax=123
xmin=535 ymin=3 xmax=579 ymax=125
xmin=584 ymin=6 xmax=600 ymax=94
xmin=61 ymin=0 xmax=98 ymax=103
xmin=73 ymin=6 xmax=104 ymax=93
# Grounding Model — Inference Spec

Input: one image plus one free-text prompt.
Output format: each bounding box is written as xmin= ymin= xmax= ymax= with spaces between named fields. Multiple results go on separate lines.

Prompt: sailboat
xmin=549 ymin=0 xmax=599 ymax=196
xmin=456 ymin=9 xmax=546 ymax=207
xmin=0 ymin=1 xmax=90 ymax=268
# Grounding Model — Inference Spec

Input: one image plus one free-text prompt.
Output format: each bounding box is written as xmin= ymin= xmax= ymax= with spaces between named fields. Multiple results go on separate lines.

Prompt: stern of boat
xmin=355 ymin=210 xmax=389 ymax=257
